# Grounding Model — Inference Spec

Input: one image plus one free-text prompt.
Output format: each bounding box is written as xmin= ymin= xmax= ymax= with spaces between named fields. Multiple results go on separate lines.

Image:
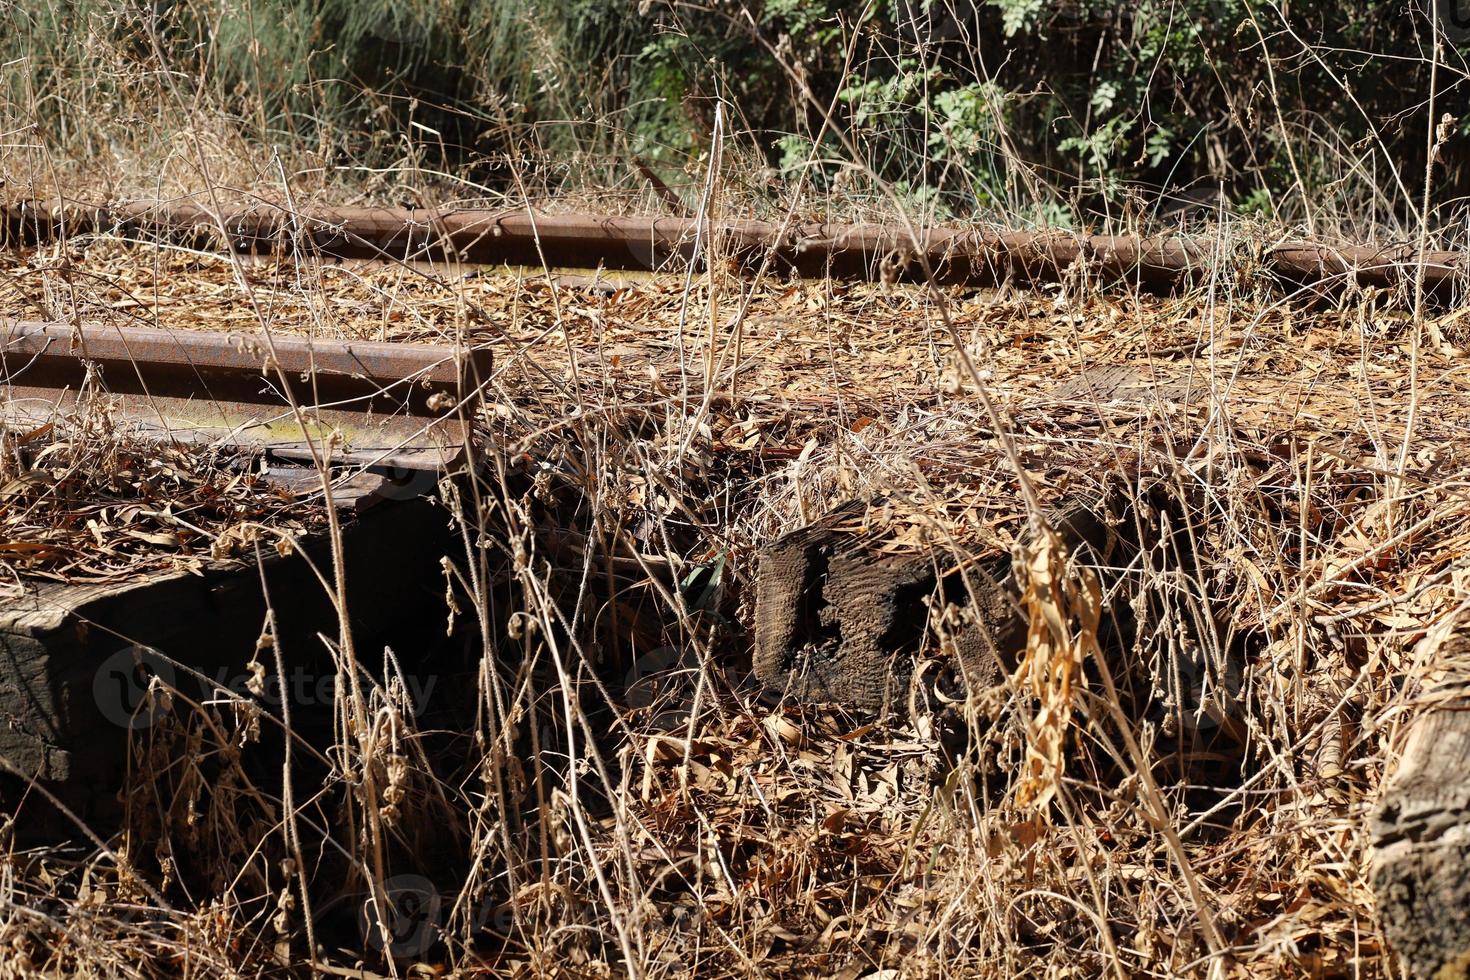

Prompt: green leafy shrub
xmin=3 ymin=0 xmax=1466 ymax=226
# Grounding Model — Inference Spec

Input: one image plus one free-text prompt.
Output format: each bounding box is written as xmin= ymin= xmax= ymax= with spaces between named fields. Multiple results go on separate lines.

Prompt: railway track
xmin=1 ymin=318 xmax=492 ymax=506
xmin=3 ymin=197 xmax=1466 ymax=304
xmin=0 ymin=320 xmax=490 ymax=801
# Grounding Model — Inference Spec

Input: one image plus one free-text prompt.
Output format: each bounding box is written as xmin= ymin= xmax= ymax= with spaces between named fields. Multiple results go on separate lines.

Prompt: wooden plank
xmin=0 ymin=495 xmax=452 ymax=823
xmin=1370 ymin=610 xmax=1470 ymax=979
xmin=752 ymin=494 xmax=1120 ymax=712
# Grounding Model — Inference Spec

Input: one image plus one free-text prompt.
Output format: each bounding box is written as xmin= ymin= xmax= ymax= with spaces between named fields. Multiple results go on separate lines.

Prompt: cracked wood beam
xmin=752 ymin=494 xmax=1121 ymax=713
xmin=1371 ymin=609 xmax=1470 ymax=979
xmin=0 ymin=497 xmax=451 ymax=832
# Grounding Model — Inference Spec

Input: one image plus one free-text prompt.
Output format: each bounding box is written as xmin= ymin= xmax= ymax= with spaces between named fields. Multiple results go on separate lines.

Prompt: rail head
xmin=1 ymin=319 xmax=493 ymax=492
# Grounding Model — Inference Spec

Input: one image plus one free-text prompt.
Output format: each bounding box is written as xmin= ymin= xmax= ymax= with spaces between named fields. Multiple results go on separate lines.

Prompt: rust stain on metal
xmin=3 ymin=198 xmax=1464 ymax=303
xmin=1 ymin=318 xmax=492 ymax=487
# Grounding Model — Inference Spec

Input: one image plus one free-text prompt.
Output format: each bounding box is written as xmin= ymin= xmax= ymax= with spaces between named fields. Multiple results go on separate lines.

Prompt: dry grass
xmin=0 ymin=395 xmax=328 ymax=594
xmin=5 ymin=3 xmax=1470 ymax=976
xmin=2 ymin=223 xmax=1468 ymax=976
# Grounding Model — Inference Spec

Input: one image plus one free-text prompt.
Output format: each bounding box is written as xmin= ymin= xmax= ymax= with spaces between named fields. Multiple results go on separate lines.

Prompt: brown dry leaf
xmin=1010 ymin=522 xmax=1102 ymax=813
xmin=210 ymin=523 xmax=263 ymax=560
xmin=762 ymin=713 xmax=804 ymax=747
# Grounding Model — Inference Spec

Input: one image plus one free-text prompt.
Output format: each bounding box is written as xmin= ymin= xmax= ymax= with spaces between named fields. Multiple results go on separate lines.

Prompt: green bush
xmin=666 ymin=0 xmax=1468 ymax=225
xmin=3 ymin=0 xmax=1466 ymax=225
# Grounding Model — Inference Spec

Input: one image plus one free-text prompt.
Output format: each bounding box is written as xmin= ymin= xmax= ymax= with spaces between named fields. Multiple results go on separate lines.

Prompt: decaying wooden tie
xmin=0 ymin=496 xmax=453 ymax=825
xmin=753 ymin=494 xmax=1121 ymax=712
xmin=1371 ymin=608 xmax=1470 ymax=980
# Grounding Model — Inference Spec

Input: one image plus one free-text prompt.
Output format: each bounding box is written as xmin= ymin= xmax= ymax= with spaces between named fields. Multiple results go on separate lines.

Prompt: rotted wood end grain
xmin=752 ymin=494 xmax=1118 ymax=713
xmin=1371 ymin=611 xmax=1470 ymax=979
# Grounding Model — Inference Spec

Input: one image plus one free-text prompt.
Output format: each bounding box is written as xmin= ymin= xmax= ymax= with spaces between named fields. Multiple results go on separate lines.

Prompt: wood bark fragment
xmin=1370 ymin=610 xmax=1470 ymax=980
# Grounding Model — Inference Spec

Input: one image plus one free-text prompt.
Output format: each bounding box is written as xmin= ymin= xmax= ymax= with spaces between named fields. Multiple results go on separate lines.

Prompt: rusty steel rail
xmin=3 ymin=198 xmax=1466 ymax=304
xmin=1 ymin=318 xmax=492 ymax=495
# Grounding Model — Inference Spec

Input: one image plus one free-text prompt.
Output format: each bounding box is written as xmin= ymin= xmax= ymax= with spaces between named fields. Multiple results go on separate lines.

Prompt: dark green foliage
xmin=177 ymin=0 xmax=664 ymax=173
xmin=4 ymin=0 xmax=1467 ymax=223
xmin=670 ymin=0 xmax=1469 ymax=223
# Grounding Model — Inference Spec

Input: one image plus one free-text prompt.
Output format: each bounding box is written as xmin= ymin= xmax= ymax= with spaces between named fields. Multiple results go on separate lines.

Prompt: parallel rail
xmin=3 ymin=198 xmax=1465 ymax=303
xmin=1 ymin=318 xmax=491 ymax=501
